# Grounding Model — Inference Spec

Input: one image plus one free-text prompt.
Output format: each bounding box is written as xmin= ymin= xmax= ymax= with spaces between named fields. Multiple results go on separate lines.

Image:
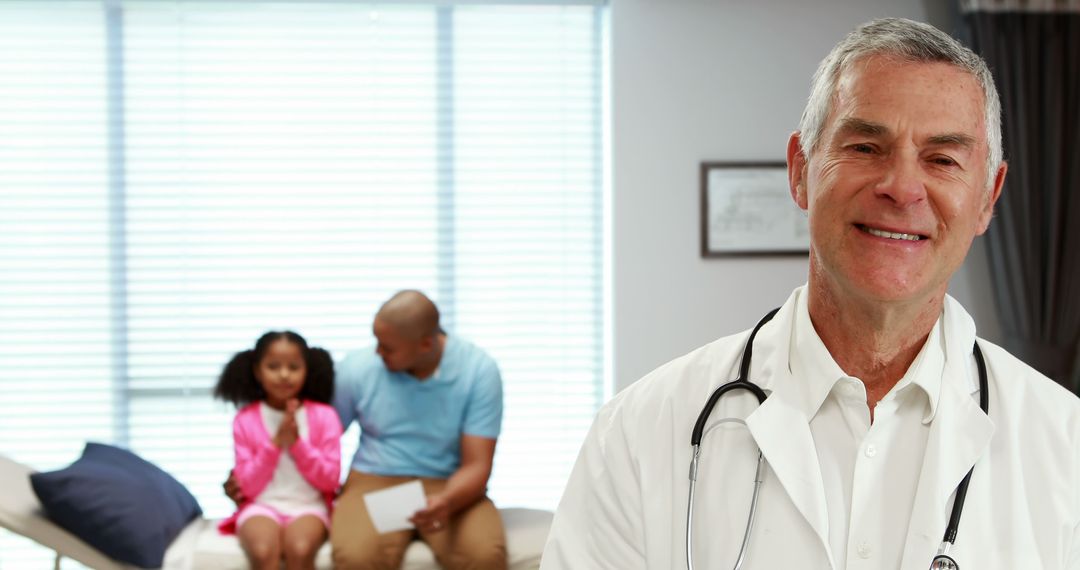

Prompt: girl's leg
xmin=283 ymin=514 xmax=328 ymax=570
xmin=238 ymin=515 xmax=283 ymax=570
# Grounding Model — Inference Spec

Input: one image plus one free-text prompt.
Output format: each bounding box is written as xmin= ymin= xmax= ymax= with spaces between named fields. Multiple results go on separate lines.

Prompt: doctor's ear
xmin=786 ymin=132 xmax=809 ymax=210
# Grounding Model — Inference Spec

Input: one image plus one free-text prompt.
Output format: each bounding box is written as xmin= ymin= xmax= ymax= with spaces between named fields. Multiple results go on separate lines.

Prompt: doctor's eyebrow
xmin=835 ymin=118 xmax=888 ymax=138
xmin=925 ymin=133 xmax=977 ymax=148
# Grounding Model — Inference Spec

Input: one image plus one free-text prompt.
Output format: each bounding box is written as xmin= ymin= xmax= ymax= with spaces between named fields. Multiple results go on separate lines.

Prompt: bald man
xmin=330 ymin=290 xmax=507 ymax=570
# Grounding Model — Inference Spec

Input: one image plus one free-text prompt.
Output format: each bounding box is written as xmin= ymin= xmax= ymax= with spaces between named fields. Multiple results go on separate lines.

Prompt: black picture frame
xmin=700 ymin=161 xmax=810 ymax=257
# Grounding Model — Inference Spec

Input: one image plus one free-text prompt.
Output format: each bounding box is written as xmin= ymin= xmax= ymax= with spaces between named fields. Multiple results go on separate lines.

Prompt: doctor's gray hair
xmin=797 ymin=18 xmax=1002 ymax=186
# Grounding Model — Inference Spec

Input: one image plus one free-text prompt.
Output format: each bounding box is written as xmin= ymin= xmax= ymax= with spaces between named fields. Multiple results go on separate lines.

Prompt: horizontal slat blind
xmin=0 ymin=3 xmax=114 ymax=567
xmin=0 ymin=1 xmax=603 ymax=566
xmin=451 ymin=5 xmax=603 ymax=504
xmin=119 ymin=2 xmax=442 ymax=524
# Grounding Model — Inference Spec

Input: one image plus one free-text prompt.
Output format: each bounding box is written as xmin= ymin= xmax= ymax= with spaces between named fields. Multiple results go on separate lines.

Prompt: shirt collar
xmin=898 ymin=321 xmax=946 ymax=423
xmin=787 ymin=288 xmax=946 ymax=424
xmin=397 ymin=335 xmax=457 ymax=384
xmin=428 ymin=334 xmax=458 ymax=384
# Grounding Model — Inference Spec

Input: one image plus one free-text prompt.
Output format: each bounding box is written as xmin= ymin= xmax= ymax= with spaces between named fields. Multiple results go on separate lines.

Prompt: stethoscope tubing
xmin=686 ymin=419 xmax=764 ymax=570
xmin=690 ymin=309 xmax=777 ymax=447
xmin=930 ymin=341 xmax=988 ymax=569
xmin=686 ymin=309 xmax=776 ymax=570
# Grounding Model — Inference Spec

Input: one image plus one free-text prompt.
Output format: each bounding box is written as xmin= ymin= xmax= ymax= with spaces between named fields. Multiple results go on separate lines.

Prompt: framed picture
xmin=700 ymin=161 xmax=809 ymax=257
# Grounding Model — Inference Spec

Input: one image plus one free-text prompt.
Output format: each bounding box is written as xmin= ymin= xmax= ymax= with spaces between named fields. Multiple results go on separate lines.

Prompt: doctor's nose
xmin=874 ymin=154 xmax=926 ymax=207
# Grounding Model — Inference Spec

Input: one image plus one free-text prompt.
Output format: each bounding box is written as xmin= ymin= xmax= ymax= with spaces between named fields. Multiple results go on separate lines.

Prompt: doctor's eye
xmin=929 ymin=155 xmax=959 ymax=167
xmin=848 ymin=143 xmax=877 ymax=154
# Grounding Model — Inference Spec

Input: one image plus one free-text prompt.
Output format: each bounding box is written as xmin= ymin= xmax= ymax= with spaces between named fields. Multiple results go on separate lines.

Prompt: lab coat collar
xmin=788 ymin=288 xmax=849 ymax=423
xmin=900 ymin=295 xmax=993 ymax=569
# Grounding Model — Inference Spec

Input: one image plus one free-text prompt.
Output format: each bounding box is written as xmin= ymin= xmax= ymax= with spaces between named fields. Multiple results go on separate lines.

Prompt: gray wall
xmin=610 ymin=0 xmax=1001 ymax=392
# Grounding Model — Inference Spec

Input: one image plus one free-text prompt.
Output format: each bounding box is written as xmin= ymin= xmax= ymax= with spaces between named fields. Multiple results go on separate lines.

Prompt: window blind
xmin=0 ymin=3 xmax=115 ymax=566
xmin=0 ymin=1 xmax=605 ymax=566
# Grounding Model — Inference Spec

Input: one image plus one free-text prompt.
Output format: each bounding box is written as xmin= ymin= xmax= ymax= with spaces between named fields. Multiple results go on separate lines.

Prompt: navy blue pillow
xmin=29 ymin=442 xmax=202 ymax=568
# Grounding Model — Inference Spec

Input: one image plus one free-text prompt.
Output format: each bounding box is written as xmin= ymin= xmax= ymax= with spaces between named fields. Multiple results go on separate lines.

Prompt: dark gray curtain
xmin=963 ymin=11 xmax=1080 ymax=391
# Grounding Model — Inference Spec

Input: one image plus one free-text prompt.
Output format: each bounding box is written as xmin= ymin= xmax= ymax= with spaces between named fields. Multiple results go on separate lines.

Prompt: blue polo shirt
xmin=332 ymin=335 xmax=503 ymax=478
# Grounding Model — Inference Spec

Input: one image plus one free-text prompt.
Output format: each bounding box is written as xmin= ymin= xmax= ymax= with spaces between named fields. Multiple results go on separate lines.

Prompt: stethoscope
xmin=686 ymin=308 xmax=989 ymax=570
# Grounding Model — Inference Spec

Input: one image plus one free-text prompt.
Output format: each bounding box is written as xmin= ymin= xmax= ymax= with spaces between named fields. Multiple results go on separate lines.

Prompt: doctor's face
xmin=789 ymin=55 xmax=1005 ymax=307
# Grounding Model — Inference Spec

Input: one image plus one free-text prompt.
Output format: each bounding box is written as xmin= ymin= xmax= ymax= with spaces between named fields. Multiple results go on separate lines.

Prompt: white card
xmin=362 ymin=480 xmax=428 ymax=534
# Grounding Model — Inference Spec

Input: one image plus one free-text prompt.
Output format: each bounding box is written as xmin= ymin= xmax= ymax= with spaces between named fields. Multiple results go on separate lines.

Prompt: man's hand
xmin=410 ymin=494 xmax=451 ymax=534
xmin=223 ymin=469 xmax=245 ymax=507
xmin=273 ymin=398 xmax=300 ymax=448
xmin=409 ymin=435 xmax=496 ymax=534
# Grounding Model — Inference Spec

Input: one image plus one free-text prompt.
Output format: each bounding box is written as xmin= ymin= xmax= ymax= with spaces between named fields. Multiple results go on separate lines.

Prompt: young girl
xmin=214 ymin=331 xmax=343 ymax=570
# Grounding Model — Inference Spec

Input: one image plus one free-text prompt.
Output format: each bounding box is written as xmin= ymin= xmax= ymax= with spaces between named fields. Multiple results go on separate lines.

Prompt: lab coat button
xmin=857 ymin=542 xmax=872 ymax=558
xmin=865 ymin=444 xmax=877 ymax=458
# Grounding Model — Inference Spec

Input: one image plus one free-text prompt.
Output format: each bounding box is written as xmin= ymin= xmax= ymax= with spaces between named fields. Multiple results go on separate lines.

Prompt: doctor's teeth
xmin=866 ymin=227 xmax=921 ymax=241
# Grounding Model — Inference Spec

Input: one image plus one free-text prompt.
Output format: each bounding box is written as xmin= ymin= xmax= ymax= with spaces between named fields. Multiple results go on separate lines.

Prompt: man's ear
xmin=787 ymin=132 xmax=809 ymax=211
xmin=977 ymin=160 xmax=1007 ymax=235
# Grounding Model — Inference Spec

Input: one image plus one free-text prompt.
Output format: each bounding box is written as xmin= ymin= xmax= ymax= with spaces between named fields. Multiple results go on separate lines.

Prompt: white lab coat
xmin=542 ymin=288 xmax=1080 ymax=569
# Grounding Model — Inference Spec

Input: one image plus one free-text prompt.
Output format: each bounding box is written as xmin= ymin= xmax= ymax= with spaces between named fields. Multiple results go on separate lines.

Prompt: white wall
xmin=611 ymin=0 xmax=1001 ymax=392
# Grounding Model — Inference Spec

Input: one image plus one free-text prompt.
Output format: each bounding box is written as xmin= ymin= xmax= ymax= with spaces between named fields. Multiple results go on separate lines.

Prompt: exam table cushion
xmin=187 ymin=507 xmax=553 ymax=569
xmin=29 ymin=442 xmax=202 ymax=569
xmin=3 ymin=450 xmax=552 ymax=569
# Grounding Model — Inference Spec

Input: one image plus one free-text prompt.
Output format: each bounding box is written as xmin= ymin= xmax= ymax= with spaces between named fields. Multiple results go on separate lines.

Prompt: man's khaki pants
xmin=331 ymin=470 xmax=508 ymax=570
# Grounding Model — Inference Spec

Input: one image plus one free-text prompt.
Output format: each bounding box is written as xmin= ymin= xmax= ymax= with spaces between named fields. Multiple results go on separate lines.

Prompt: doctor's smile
xmin=858 ymin=225 xmax=926 ymax=241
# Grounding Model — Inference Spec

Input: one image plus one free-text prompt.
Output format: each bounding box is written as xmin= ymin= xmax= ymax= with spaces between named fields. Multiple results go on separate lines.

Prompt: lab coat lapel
xmin=743 ymin=298 xmax=835 ymax=568
xmin=747 ymin=394 xmax=833 ymax=564
xmin=900 ymin=348 xmax=993 ymax=570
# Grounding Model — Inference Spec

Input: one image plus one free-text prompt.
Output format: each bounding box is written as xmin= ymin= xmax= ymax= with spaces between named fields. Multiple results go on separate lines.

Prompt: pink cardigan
xmin=218 ymin=400 xmax=343 ymax=534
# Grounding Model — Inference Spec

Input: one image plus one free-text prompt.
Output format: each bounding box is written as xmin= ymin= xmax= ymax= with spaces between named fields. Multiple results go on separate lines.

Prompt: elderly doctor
xmin=541 ymin=17 xmax=1080 ymax=570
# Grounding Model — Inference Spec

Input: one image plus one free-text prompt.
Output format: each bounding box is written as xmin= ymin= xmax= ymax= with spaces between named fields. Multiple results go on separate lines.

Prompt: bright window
xmin=0 ymin=1 xmax=605 ymax=565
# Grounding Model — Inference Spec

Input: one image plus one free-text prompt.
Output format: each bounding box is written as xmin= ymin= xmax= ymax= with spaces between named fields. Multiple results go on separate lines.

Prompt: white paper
xmin=362 ymin=480 xmax=428 ymax=534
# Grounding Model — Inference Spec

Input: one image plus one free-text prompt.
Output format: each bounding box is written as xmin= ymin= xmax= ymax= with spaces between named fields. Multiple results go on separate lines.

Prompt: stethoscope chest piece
xmin=930 ymin=555 xmax=959 ymax=569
